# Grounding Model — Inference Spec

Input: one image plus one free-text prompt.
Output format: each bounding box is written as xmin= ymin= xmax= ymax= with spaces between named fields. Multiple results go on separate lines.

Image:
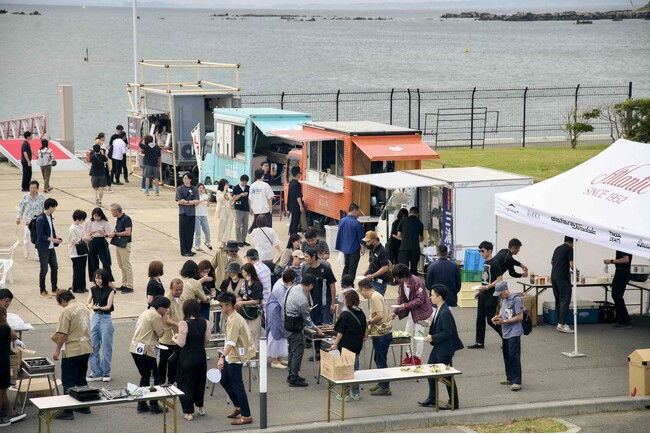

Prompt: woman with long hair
xmin=276 ymin=233 xmax=302 ymax=269
xmin=214 ymin=178 xmax=234 ymax=248
xmin=84 ymin=207 xmax=113 ymax=283
xmin=238 ymin=263 xmax=263 ymax=349
xmin=96 ymin=132 xmax=113 ymax=194
xmin=86 ymin=269 xmax=116 ymax=382
xmin=37 ymin=138 xmax=55 ymax=192
xmin=68 ymin=210 xmax=91 ymax=293
xmin=194 ymin=183 xmax=212 ymax=252
xmin=387 ymin=208 xmax=409 ymax=263
xmin=173 ymin=299 xmax=210 ymax=421
xmin=197 ymin=260 xmax=216 ymax=320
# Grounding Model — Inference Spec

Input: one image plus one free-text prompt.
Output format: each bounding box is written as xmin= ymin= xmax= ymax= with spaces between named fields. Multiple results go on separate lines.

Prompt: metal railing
xmin=0 ymin=113 xmax=48 ymax=140
xmin=240 ymin=83 xmax=633 ymax=148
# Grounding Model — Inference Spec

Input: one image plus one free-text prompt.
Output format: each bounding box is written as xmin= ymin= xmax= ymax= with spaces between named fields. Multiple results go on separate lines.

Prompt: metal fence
xmin=240 ymin=83 xmax=633 ymax=148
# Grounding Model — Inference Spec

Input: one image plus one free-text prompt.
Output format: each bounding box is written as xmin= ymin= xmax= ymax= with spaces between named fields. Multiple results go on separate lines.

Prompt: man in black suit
xmin=418 ymin=284 xmax=463 ymax=410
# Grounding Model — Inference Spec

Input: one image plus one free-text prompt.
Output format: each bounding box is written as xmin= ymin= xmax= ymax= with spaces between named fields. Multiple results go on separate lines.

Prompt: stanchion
xmin=260 ymin=335 xmax=267 ymax=429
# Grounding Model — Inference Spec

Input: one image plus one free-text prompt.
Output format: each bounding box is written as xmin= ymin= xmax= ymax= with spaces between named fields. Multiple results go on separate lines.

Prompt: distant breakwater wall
xmin=441 ymin=9 xmax=650 ymax=21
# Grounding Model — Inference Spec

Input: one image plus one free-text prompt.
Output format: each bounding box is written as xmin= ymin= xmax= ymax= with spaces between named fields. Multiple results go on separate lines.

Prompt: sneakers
xmin=368 ymin=384 xmax=380 ymax=392
xmin=500 ymin=379 xmax=511 ymax=385
xmin=336 ymin=394 xmax=350 ymax=402
xmin=336 ymin=393 xmax=360 ymax=402
xmin=195 ymin=246 xmax=203 ymax=252
xmin=271 ymin=362 xmax=286 ymax=369
xmin=468 ymin=343 xmax=485 ymax=349
xmin=102 ymin=376 xmax=111 ymax=382
xmin=137 ymin=402 xmax=150 ymax=413
xmin=120 ymin=287 xmax=134 ymax=293
xmin=0 ymin=417 xmax=10 ymax=427
xmin=557 ymin=324 xmax=574 ymax=334
xmin=349 ymin=393 xmax=361 ymax=401
xmin=511 ymin=384 xmax=522 ymax=391
xmin=288 ymin=379 xmax=308 ymax=387
xmin=401 ymin=355 xmax=413 ymax=366
xmin=86 ymin=376 xmax=102 ymax=382
xmin=370 ymin=386 xmax=392 ymax=396
xmin=412 ymin=356 xmax=422 ymax=366
xmin=40 ymin=291 xmax=52 ymax=299
xmin=205 ymin=243 xmax=213 ymax=250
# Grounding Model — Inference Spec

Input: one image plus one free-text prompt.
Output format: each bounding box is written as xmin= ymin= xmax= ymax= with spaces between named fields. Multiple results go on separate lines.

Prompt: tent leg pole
xmin=562 ymin=239 xmax=585 ymax=359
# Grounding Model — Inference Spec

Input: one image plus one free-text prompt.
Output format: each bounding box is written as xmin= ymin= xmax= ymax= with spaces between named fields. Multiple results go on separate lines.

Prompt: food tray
xmin=391 ymin=336 xmax=412 ymax=345
xmin=22 ymin=357 xmax=56 ymax=375
xmin=68 ymin=385 xmax=101 ymax=402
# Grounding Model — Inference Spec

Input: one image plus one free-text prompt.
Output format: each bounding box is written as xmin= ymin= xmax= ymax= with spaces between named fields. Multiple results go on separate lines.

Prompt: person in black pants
xmin=287 ymin=166 xmax=305 ymax=235
xmin=397 ymin=207 xmax=424 ymax=275
xmin=173 ymin=299 xmax=208 ymax=420
xmin=68 ymin=210 xmax=91 ymax=293
xmin=35 ymin=198 xmax=63 ymax=297
xmin=175 ymin=173 xmax=200 ymax=256
xmin=551 ymin=236 xmax=574 ymax=334
xmin=85 ymin=208 xmax=114 ymax=284
xmin=130 ymin=296 xmax=169 ymax=414
xmin=604 ymin=250 xmax=633 ymax=328
xmin=20 ymin=131 xmax=33 ymax=192
xmin=387 ymin=208 xmax=408 ymax=263
xmin=468 ymin=241 xmax=503 ymax=349
xmin=419 ymin=284 xmax=463 ymax=409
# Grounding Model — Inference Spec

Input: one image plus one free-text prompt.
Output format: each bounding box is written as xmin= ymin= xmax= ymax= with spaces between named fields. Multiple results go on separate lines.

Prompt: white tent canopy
xmin=495 ymin=139 xmax=650 ymax=259
xmin=348 ymin=172 xmax=448 ymax=190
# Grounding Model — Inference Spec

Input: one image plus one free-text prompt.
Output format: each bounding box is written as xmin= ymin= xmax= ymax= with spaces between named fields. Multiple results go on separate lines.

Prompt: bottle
xmin=529 ymin=273 xmax=535 ymax=284
xmin=149 ymin=370 xmax=155 ymax=390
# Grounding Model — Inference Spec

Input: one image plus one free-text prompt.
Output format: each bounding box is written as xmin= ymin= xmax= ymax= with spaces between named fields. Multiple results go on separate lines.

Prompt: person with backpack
xmin=35 ymin=198 xmax=63 ymax=298
xmin=37 ymin=138 xmax=55 ymax=193
xmin=491 ymin=281 xmax=524 ymax=392
xmin=16 ymin=180 xmax=45 ymax=261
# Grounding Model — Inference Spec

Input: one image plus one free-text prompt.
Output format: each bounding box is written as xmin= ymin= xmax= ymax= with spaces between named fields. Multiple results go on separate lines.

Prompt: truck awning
xmin=266 ymin=129 xmax=341 ymax=142
xmin=348 ymin=172 xmax=447 ymax=190
xmin=252 ymin=117 xmax=312 ymax=136
xmin=352 ymin=136 xmax=438 ymax=161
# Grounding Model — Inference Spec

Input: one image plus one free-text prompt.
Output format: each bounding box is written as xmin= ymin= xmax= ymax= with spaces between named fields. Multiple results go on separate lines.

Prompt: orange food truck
xmin=272 ymin=121 xmax=439 ymax=229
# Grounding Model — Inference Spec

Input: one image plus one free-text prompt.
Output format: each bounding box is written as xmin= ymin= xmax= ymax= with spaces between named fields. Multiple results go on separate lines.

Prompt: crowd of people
xmin=2 ymin=138 xmax=638 ymax=428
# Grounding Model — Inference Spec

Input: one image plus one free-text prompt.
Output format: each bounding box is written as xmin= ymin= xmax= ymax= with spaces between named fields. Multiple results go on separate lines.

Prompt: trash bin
xmin=324 ymin=225 xmax=338 ymax=253
xmin=628 ymin=348 xmax=650 ymax=397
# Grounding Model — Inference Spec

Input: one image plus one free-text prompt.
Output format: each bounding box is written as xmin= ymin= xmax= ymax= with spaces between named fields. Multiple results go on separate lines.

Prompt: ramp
xmin=0 ymin=139 xmax=89 ymax=171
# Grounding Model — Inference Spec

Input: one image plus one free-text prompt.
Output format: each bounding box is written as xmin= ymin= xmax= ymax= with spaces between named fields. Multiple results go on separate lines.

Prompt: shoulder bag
xmin=75 ymin=241 xmax=89 ymax=256
xmin=110 ymin=236 xmax=129 ymax=248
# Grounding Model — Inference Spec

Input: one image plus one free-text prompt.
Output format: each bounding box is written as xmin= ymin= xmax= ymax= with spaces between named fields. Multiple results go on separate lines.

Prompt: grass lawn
xmin=470 ymin=417 xmax=568 ymax=433
xmin=423 ymin=145 xmax=609 ymax=182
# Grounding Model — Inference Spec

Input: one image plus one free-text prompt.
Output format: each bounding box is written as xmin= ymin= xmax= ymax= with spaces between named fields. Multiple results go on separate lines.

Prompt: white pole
xmin=259 ymin=335 xmax=267 ymax=429
xmin=562 ymin=238 xmax=585 ymax=358
xmin=132 ymin=0 xmax=139 ymax=111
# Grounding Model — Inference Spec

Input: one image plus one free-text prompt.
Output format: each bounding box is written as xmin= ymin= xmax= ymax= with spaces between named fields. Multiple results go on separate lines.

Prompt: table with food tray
xmin=322 ymin=364 xmax=462 ymax=422
xmin=30 ymin=385 xmax=184 ymax=433
xmin=304 ymin=325 xmax=336 ymax=384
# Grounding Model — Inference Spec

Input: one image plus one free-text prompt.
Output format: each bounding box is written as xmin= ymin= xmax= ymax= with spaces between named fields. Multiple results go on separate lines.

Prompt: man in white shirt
xmin=110 ymin=131 xmax=128 ymax=184
xmin=248 ymin=168 xmax=274 ymax=233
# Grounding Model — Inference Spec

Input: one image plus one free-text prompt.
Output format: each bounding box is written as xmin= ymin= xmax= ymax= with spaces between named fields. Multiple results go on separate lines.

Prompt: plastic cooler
xmin=542 ymin=300 xmax=599 ymax=325
xmin=463 ymin=249 xmax=484 ymax=271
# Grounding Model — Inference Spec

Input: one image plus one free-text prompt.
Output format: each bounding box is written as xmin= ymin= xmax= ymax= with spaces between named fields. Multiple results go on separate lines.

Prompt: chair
xmin=0 ymin=259 xmax=14 ymax=288
xmin=0 ymin=240 xmax=19 ymax=261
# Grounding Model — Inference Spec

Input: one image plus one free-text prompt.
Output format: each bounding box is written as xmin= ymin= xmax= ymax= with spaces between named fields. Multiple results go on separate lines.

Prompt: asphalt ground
xmin=1 ymin=163 xmax=650 ymax=433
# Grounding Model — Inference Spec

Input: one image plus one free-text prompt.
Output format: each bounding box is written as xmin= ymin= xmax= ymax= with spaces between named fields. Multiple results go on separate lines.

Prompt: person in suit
xmin=36 ymin=198 xmax=63 ymax=298
xmin=418 ymin=284 xmax=463 ymax=410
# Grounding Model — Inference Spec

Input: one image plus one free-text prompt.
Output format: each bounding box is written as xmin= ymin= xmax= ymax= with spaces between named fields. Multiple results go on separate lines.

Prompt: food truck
xmin=349 ymin=167 xmax=533 ymax=262
xmin=270 ymin=121 xmax=440 ymax=229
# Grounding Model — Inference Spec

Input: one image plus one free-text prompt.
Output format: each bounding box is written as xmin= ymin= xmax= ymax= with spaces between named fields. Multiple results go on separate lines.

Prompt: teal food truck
xmin=199 ymin=108 xmax=311 ymax=190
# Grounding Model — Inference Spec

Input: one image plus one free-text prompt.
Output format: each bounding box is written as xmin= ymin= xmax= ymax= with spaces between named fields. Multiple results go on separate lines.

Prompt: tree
xmin=614 ymin=98 xmax=650 ymax=143
xmin=562 ymin=107 xmax=601 ymax=149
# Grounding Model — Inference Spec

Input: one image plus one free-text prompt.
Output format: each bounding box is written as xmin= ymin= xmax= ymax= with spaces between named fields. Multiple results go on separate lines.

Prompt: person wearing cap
xmin=362 ymin=230 xmax=390 ymax=296
xmin=335 ymin=203 xmax=366 ymax=281
xmin=221 ymin=262 xmax=244 ymax=294
xmin=211 ymin=240 xmax=244 ymax=289
xmin=491 ymin=281 xmax=524 ymax=392
xmin=284 ymin=250 xmax=304 ymax=286
xmin=245 ymin=249 xmax=272 ymax=310
xmin=419 ymin=284 xmax=463 ymax=409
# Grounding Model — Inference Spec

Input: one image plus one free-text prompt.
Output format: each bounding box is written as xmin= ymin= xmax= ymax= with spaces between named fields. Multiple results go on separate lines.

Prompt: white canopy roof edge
xmin=348 ymin=172 xmax=448 ymax=190
xmin=495 ymin=139 xmax=650 ymax=259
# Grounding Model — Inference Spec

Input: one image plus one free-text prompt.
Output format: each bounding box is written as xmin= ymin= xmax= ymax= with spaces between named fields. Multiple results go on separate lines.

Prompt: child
xmin=336 ymin=274 xmax=356 ymax=317
xmin=284 ymin=250 xmax=304 ymax=285
xmin=491 ymin=281 xmax=524 ymax=392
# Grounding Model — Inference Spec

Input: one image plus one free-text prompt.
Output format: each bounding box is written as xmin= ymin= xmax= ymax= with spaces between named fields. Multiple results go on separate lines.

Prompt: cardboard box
xmin=10 ymin=364 xmax=20 ymax=381
xmin=320 ymin=348 xmax=355 ymax=380
xmin=629 ymin=349 xmax=650 ymax=397
xmin=10 ymin=347 xmax=21 ymax=367
xmin=516 ymin=292 xmax=538 ymax=326
xmin=10 ymin=378 xmax=62 ymax=406
xmin=542 ymin=300 xmax=599 ymax=325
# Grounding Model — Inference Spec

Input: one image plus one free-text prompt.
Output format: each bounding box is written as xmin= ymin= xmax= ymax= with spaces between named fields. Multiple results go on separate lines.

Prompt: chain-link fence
xmin=240 ymin=83 xmax=633 ymax=148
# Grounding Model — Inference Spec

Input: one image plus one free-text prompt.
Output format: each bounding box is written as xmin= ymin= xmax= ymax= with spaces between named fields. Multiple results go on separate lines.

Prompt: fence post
xmin=417 ymin=88 xmax=421 ymax=130
xmin=628 ymin=82 xmax=633 ymax=99
xmin=574 ymin=84 xmax=580 ymax=110
xmin=390 ymin=88 xmax=395 ymax=125
xmin=470 ymin=87 xmax=476 ymax=149
xmin=522 ymin=86 xmax=528 ymax=148
xmin=336 ymin=90 xmax=341 ymax=121
xmin=280 ymin=92 xmax=285 ymax=110
xmin=407 ymin=89 xmax=412 ymax=128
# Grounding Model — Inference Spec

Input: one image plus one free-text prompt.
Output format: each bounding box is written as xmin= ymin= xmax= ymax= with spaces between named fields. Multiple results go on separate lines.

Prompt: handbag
xmin=240 ymin=305 xmax=259 ymax=320
xmin=75 ymin=241 xmax=89 ymax=256
xmin=283 ymin=286 xmax=304 ymax=332
xmin=110 ymin=236 xmax=128 ymax=248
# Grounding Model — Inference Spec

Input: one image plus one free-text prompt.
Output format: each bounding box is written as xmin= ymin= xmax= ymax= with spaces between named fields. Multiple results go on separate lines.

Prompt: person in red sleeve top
xmin=390 ymin=264 xmax=433 ymax=366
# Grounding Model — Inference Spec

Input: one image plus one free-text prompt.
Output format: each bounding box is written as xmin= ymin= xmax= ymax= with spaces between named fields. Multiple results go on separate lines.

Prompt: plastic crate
xmin=461 ymin=269 xmax=482 ymax=282
xmin=463 ymin=249 xmax=484 ymax=272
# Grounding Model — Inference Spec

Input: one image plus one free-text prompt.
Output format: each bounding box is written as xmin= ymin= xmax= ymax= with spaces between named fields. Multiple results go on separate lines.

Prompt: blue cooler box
xmin=542 ymin=301 xmax=599 ymax=325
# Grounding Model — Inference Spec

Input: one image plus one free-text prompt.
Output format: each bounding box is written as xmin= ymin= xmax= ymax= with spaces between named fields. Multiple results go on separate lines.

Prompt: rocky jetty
xmin=441 ymin=5 xmax=650 ymax=21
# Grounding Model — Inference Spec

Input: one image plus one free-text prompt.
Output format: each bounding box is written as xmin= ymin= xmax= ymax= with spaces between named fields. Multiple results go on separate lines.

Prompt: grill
xmin=21 ymin=357 xmax=56 ymax=375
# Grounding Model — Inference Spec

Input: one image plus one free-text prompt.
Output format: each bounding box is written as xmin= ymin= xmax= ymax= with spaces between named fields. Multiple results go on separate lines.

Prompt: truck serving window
xmin=308 ymin=140 xmax=344 ymax=178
